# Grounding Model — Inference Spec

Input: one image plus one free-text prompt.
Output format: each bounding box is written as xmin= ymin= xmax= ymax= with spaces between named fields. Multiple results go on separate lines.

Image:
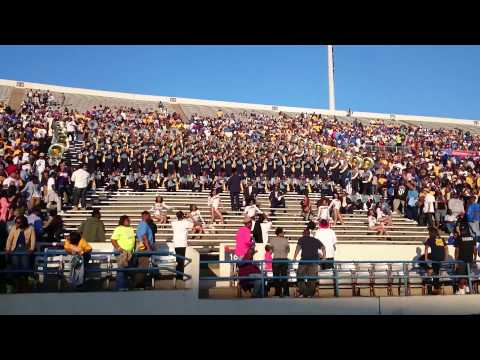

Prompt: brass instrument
xmin=320 ymin=145 xmax=333 ymax=156
xmin=334 ymin=148 xmax=345 ymax=158
xmin=351 ymin=156 xmax=364 ymax=169
xmin=49 ymin=119 xmax=68 ymax=159
xmin=47 ymin=143 xmax=65 ymax=159
xmin=362 ymin=157 xmax=375 ymax=170
xmin=87 ymin=119 xmax=99 ymax=130
xmin=106 ymin=122 xmax=116 ymax=131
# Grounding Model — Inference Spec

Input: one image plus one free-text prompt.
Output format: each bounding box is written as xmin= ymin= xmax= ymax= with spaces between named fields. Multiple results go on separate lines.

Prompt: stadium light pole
xmin=327 ymin=45 xmax=336 ymax=112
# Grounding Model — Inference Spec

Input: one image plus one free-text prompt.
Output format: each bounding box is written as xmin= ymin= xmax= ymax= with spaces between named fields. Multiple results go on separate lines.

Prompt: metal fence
xmin=0 ymin=250 xmax=191 ymax=293
xmin=199 ymin=259 xmax=475 ymax=297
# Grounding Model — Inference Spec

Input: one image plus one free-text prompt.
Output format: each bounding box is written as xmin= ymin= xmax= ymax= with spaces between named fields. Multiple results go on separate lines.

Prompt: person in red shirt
xmin=5 ymin=160 xmax=17 ymax=177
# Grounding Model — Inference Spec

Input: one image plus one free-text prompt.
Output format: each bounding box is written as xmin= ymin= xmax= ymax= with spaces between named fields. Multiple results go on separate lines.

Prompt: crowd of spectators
xmin=1 ymin=88 xmax=480 ymax=294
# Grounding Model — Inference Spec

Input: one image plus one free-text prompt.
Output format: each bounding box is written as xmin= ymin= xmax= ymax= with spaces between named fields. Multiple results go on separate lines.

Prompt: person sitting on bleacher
xmin=316 ymin=197 xmax=331 ymax=223
xmin=151 ymin=196 xmax=172 ymax=225
xmin=269 ymin=186 xmax=285 ymax=216
xmin=300 ymin=192 xmax=312 ymax=221
xmin=368 ymin=209 xmax=387 ymax=235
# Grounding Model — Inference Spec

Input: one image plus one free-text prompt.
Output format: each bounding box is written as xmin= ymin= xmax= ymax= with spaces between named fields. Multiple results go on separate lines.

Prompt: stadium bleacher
xmin=1 ymin=78 xmax=479 ymax=300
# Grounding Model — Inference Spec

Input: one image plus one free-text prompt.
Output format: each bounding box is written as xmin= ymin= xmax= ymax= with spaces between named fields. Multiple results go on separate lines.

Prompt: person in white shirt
xmin=21 ymin=151 xmax=30 ymax=163
xmin=423 ymin=188 xmax=436 ymax=227
xmin=313 ymin=219 xmax=337 ymax=269
xmin=443 ymin=209 xmax=458 ymax=234
xmin=376 ymin=205 xmax=392 ymax=226
xmin=151 ymin=196 xmax=172 ymax=225
xmin=317 ymin=197 xmax=331 ymax=222
xmin=448 ymin=193 xmax=465 ymax=218
xmin=244 ymin=198 xmax=263 ymax=220
xmin=35 ymin=154 xmax=46 ymax=180
xmin=189 ymin=204 xmax=205 ymax=237
xmin=71 ymin=165 xmax=91 ymax=210
xmin=3 ymin=172 xmax=22 ymax=190
xmin=45 ymin=172 xmax=61 ymax=213
xmin=368 ymin=209 xmax=387 ymax=235
xmin=252 ymin=213 xmax=272 ymax=244
xmin=208 ymin=188 xmax=224 ymax=224
xmin=330 ymin=193 xmax=344 ymax=225
xmin=66 ymin=119 xmax=77 ymax=141
xmin=171 ymin=211 xmax=193 ymax=283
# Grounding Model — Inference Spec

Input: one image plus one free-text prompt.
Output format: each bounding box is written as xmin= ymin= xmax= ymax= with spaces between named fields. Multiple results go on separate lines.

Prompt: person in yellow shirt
xmin=466 ymin=174 xmax=474 ymax=187
xmin=64 ymin=231 xmax=93 ymax=266
xmin=111 ymin=215 xmax=136 ymax=290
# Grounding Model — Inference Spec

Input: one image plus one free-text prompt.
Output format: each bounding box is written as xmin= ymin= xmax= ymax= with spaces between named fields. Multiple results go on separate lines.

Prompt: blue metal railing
xmin=0 ymin=250 xmax=191 ymax=292
xmin=199 ymin=259 xmax=475 ymax=297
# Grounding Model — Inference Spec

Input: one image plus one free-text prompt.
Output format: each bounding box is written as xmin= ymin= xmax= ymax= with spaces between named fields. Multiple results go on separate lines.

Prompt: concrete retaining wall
xmin=1 ymin=291 xmax=478 ymax=315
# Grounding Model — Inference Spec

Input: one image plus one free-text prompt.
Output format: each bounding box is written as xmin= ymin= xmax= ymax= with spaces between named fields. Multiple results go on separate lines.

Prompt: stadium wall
xmin=0 ymin=79 xmax=478 ymax=126
xmin=1 ymin=290 xmax=479 ymax=315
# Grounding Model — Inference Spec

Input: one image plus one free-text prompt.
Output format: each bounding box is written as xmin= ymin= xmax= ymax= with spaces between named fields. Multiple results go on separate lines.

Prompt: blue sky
xmin=1 ymin=45 xmax=479 ymax=119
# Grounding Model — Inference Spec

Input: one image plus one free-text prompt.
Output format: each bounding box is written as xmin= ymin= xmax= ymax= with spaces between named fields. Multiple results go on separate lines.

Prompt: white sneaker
xmin=465 ymin=286 xmax=471 ymax=294
xmin=455 ymin=288 xmax=466 ymax=295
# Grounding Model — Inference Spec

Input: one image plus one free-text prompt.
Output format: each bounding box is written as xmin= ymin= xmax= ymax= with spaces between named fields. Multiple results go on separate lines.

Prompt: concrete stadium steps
xmin=61 ymin=93 xmax=163 ymax=113
xmin=168 ymin=103 xmax=188 ymax=120
xmin=8 ymin=87 xmax=26 ymax=112
xmin=63 ymin=140 xmax=84 ymax=167
xmin=0 ymin=85 xmax=12 ymax=102
xmin=178 ymin=103 xmax=278 ymax=120
xmin=61 ymin=190 xmax=430 ymax=245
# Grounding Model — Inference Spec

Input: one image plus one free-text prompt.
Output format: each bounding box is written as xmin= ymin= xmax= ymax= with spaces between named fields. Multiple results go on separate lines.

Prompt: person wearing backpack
xmin=64 ymin=231 xmax=92 ymax=289
xmin=454 ymin=214 xmax=477 ymax=295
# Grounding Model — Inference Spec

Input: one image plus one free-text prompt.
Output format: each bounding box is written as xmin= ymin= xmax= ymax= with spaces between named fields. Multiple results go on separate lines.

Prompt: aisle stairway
xmin=63 ymin=138 xmax=83 ymax=168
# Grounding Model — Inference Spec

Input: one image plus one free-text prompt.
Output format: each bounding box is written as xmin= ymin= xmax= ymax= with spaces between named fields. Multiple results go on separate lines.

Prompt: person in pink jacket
xmin=235 ymin=216 xmax=254 ymax=259
xmin=264 ymin=244 xmax=273 ymax=271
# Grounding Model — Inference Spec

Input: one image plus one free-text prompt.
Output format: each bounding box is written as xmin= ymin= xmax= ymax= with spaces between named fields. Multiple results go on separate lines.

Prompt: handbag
xmin=117 ymin=251 xmax=133 ymax=268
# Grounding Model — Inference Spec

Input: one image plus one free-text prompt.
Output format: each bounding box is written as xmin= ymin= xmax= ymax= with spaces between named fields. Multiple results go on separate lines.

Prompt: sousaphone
xmin=87 ymin=119 xmax=99 ymax=130
xmin=48 ymin=143 xmax=65 ymax=159
xmin=351 ymin=156 xmax=364 ymax=169
xmin=106 ymin=122 xmax=116 ymax=131
xmin=362 ymin=157 xmax=375 ymax=170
